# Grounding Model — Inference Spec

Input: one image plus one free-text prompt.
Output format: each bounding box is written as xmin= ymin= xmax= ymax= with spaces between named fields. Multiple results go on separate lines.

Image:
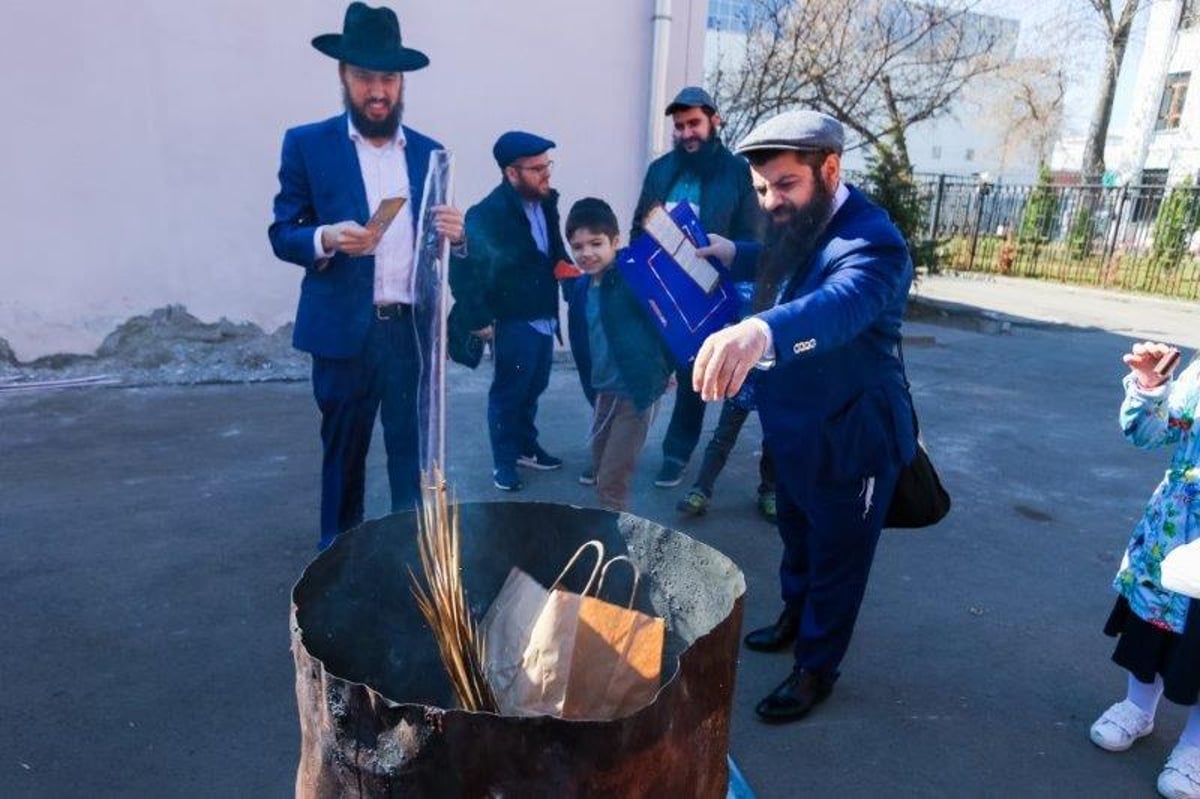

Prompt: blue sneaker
xmin=493 ymin=465 xmax=523 ymax=492
xmin=517 ymin=446 xmax=563 ymax=471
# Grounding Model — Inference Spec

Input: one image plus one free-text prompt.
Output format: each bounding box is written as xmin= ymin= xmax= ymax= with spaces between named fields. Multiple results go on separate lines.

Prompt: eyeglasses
xmin=513 ymin=160 xmax=554 ymax=175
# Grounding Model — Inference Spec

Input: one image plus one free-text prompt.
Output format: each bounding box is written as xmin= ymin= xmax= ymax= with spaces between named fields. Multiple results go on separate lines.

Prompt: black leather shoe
xmin=754 ymin=669 xmax=836 ymax=723
xmin=743 ymin=607 xmax=799 ymax=652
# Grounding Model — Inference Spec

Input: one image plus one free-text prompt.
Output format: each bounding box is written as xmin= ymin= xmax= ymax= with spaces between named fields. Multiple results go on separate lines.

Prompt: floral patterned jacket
xmin=1116 ymin=361 xmax=1200 ymax=633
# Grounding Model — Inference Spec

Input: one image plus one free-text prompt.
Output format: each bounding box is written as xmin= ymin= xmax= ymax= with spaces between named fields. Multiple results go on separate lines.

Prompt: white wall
xmin=0 ymin=0 xmax=707 ymax=361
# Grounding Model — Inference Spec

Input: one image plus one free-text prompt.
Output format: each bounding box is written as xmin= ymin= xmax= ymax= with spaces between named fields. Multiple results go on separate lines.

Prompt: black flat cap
xmin=665 ymin=86 xmax=718 ymax=115
xmin=493 ymin=131 xmax=556 ymax=169
xmin=735 ymin=110 xmax=845 ymax=156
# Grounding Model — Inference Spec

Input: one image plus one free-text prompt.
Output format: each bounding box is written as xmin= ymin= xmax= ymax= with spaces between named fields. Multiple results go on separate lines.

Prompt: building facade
xmin=1112 ymin=0 xmax=1199 ymax=186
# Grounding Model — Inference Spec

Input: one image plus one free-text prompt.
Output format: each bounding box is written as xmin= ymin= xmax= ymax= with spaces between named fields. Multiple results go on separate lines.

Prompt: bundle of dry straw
xmin=408 ymin=467 xmax=497 ymax=713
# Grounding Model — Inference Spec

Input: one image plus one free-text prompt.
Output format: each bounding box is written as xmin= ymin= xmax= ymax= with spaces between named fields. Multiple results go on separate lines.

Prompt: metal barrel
xmin=292 ymin=501 xmax=746 ymax=798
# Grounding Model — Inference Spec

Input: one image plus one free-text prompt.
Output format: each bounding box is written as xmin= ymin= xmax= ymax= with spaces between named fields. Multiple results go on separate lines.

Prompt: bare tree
xmin=1078 ymin=0 xmax=1143 ymax=184
xmin=707 ymin=0 xmax=1005 ymax=170
xmin=976 ymin=56 xmax=1066 ymax=171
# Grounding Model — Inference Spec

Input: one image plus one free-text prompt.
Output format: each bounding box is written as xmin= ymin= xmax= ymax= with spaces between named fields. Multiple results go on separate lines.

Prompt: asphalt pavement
xmin=3 ymin=275 xmax=1198 ymax=797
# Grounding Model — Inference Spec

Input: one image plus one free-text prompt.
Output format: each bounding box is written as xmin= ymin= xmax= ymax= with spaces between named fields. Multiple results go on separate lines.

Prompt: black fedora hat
xmin=312 ymin=2 xmax=429 ymax=72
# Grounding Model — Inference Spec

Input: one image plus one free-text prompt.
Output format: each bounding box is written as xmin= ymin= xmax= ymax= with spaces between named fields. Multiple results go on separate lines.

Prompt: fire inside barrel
xmin=291 ymin=501 xmax=745 ymax=798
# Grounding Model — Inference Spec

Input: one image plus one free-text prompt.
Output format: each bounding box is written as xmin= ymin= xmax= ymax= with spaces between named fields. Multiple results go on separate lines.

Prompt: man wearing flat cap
xmin=268 ymin=2 xmax=466 ymax=550
xmin=692 ymin=109 xmax=916 ymax=723
xmin=449 ymin=132 xmax=568 ymax=492
xmin=629 ymin=87 xmax=766 ymax=509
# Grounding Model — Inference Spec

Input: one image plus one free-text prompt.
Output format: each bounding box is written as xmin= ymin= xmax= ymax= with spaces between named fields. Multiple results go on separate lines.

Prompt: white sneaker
xmin=1158 ymin=743 xmax=1200 ymax=799
xmin=1089 ymin=700 xmax=1155 ymax=752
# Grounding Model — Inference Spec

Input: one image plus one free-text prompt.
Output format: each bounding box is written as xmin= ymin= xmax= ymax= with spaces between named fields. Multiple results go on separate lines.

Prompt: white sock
xmin=1126 ymin=672 xmax=1164 ymax=716
xmin=1181 ymin=705 xmax=1200 ymax=749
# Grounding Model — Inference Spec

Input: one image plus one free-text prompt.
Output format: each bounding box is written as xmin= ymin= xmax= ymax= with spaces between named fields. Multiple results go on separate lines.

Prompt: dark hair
xmin=746 ymin=148 xmax=834 ymax=172
xmin=566 ymin=197 xmax=619 ymax=240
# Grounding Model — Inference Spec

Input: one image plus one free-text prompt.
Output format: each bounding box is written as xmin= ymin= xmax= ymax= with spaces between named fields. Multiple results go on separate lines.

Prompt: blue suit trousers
xmin=488 ymin=319 xmax=553 ymax=471
xmin=775 ymin=466 xmax=899 ymax=676
xmin=311 ymin=311 xmax=421 ymax=549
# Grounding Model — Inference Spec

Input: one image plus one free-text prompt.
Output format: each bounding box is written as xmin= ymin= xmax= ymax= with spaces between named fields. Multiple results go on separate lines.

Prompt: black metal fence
xmin=879 ymin=175 xmax=1200 ymax=299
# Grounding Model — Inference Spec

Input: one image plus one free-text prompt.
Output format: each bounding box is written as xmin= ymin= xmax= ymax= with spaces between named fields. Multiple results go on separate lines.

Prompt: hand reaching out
xmin=692 ymin=319 xmax=769 ymax=401
xmin=1124 ymin=340 xmax=1180 ymax=389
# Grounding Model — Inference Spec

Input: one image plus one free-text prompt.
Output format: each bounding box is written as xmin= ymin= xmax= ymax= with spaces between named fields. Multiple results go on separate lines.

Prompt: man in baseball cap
xmin=628 ymin=87 xmax=768 ymax=516
xmin=691 ymin=108 xmax=918 ymax=724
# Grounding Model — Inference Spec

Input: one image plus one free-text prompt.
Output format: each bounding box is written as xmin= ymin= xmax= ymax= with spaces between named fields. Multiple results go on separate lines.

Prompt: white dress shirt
xmin=313 ymin=117 xmax=416 ymax=305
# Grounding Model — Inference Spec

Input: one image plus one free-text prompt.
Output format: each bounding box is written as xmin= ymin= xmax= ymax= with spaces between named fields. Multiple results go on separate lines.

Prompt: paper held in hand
xmin=366 ymin=196 xmax=407 ymax=234
xmin=643 ymin=205 xmax=721 ymax=294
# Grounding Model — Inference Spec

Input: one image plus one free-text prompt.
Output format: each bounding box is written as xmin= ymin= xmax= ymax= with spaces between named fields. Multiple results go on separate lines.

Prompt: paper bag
xmin=561 ymin=556 xmax=666 ymax=720
xmin=480 ymin=541 xmax=604 ymax=716
xmin=479 ymin=566 xmax=549 ymax=711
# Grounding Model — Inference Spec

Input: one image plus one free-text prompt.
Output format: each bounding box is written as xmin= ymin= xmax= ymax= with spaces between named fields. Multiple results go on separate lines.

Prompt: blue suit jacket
xmin=268 ymin=114 xmax=441 ymax=358
xmin=733 ymin=186 xmax=917 ymax=494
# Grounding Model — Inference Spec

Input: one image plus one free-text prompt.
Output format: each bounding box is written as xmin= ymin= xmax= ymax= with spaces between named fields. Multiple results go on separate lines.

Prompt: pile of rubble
xmin=0 ymin=306 xmax=308 ymax=389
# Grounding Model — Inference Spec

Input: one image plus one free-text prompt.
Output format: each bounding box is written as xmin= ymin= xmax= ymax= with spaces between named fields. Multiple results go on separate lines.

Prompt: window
xmin=932 ymin=145 xmax=942 ymax=160
xmin=965 ymin=148 xmax=975 ymax=162
xmin=1156 ymin=72 xmax=1190 ymax=131
xmin=707 ymin=0 xmax=753 ymax=32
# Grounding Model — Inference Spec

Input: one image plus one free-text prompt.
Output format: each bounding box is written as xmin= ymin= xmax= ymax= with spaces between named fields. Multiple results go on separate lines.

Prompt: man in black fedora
xmin=269 ymin=2 xmax=465 ymax=550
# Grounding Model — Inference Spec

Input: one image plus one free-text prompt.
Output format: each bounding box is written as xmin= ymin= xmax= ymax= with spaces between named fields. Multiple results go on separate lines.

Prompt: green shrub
xmin=1151 ymin=177 xmax=1200 ymax=269
xmin=863 ymin=144 xmax=926 ymax=257
xmin=1068 ymin=204 xmax=1095 ymax=259
xmin=1019 ymin=164 xmax=1059 ymax=243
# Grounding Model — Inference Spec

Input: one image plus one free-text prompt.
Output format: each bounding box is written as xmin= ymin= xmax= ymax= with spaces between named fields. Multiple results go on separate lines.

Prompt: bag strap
xmin=595 ymin=556 xmax=641 ymax=609
xmin=550 ymin=540 xmax=605 ymax=595
xmin=896 ymin=337 xmax=921 ymax=438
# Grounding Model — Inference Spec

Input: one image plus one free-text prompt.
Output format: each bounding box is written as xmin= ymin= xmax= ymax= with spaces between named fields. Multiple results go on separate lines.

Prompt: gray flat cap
xmin=665 ymin=86 xmax=718 ymax=115
xmin=735 ymin=110 xmax=844 ymax=156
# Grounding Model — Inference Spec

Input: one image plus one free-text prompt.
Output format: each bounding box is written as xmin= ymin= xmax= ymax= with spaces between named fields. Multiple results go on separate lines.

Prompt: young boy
xmin=564 ymin=198 xmax=672 ymax=512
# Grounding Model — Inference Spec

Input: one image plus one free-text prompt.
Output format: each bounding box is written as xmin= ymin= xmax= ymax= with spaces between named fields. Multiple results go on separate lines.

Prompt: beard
xmin=343 ymin=86 xmax=403 ymax=140
xmin=510 ymin=173 xmax=551 ymax=201
xmin=752 ymin=177 xmax=837 ymax=312
xmin=675 ymin=131 xmax=722 ymax=178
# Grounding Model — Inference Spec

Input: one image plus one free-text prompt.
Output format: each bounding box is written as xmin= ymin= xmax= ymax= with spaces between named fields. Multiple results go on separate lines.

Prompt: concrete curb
xmin=905 ymin=293 xmax=1055 ymax=335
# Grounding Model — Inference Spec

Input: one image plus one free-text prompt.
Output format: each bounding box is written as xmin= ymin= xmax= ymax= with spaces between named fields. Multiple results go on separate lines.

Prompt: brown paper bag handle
xmin=550 ymin=540 xmax=605 ymax=595
xmin=595 ymin=555 xmax=640 ymax=609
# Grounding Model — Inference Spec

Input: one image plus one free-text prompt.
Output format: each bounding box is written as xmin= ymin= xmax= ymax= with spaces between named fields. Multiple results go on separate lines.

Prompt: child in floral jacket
xmin=1090 ymin=341 xmax=1200 ymax=799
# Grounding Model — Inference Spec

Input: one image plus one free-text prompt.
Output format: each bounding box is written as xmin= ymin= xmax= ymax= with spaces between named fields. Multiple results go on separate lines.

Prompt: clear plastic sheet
xmin=412 ymin=149 xmax=454 ymax=476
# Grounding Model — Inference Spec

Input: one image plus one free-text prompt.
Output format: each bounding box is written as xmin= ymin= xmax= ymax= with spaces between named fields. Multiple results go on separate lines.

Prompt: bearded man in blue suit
xmin=269 ymin=3 xmax=465 ymax=550
xmin=693 ymin=110 xmax=918 ymax=724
